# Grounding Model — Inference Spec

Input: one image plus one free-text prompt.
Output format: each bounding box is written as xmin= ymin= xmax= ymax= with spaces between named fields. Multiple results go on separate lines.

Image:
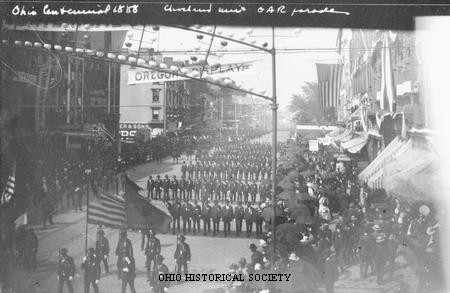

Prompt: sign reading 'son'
xmin=127 ymin=61 xmax=255 ymax=85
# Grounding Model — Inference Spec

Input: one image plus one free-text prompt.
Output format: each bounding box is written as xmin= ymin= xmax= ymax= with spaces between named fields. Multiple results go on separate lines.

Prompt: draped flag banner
xmin=124 ymin=176 xmax=172 ymax=233
xmin=87 ymin=190 xmax=127 ymax=229
xmin=316 ymin=63 xmax=343 ymax=109
xmin=1 ymin=162 xmax=16 ymax=206
xmin=380 ymin=31 xmax=396 ymax=112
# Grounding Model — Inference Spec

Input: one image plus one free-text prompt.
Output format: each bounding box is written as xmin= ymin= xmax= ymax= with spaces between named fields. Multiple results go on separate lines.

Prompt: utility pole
xmin=271 ymin=25 xmax=278 ymax=268
xmin=221 ymin=96 xmax=224 ymax=136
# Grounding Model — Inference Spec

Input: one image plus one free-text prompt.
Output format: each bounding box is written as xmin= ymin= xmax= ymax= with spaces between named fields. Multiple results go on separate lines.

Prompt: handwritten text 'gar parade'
xmin=11 ymin=4 xmax=139 ymax=16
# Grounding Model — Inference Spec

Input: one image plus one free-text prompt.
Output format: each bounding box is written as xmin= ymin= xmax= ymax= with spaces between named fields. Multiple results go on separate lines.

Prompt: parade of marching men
xmin=0 ymin=20 xmax=448 ymax=293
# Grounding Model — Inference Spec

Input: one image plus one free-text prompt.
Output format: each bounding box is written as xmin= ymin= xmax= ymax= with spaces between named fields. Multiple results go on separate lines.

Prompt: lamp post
xmin=141 ymin=25 xmax=279 ymax=266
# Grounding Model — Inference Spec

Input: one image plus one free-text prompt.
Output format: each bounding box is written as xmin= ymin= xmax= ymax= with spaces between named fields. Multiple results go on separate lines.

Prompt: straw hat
xmin=289 ymin=252 xmax=299 ymax=261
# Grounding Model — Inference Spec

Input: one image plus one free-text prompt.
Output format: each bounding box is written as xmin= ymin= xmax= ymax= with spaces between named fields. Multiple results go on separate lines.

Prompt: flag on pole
xmin=1 ymin=162 xmax=16 ymax=205
xmin=124 ymin=176 xmax=172 ymax=233
xmin=87 ymin=191 xmax=126 ymax=229
xmin=316 ymin=63 xmax=343 ymax=109
xmin=14 ymin=212 xmax=28 ymax=229
xmin=380 ymin=31 xmax=396 ymax=112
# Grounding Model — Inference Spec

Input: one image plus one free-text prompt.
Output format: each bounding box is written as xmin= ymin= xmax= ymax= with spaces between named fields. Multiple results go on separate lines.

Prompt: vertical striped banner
xmin=316 ymin=63 xmax=343 ymax=109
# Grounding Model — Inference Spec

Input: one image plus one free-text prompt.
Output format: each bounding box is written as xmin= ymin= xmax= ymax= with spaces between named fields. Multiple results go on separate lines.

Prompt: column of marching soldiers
xmin=147 ymin=141 xmax=274 ymax=238
xmin=56 ymin=141 xmax=274 ymax=293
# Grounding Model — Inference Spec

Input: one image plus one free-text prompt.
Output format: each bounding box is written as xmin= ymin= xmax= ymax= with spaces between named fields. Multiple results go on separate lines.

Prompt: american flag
xmin=316 ymin=63 xmax=343 ymax=108
xmin=1 ymin=163 xmax=16 ymax=205
xmin=87 ymin=190 xmax=126 ymax=229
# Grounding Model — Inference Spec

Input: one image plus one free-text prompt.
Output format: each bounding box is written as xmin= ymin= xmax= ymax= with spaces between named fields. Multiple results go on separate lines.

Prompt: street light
xmin=170 ymin=25 xmax=278 ymax=266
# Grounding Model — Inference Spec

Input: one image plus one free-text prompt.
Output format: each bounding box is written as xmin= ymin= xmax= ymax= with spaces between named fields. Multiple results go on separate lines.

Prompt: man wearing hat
xmin=115 ymin=230 xmax=134 ymax=280
xmin=120 ymin=250 xmax=136 ymax=293
xmin=95 ymin=228 xmax=110 ymax=273
xmin=174 ymin=235 xmax=191 ymax=275
xmin=222 ymin=200 xmax=234 ymax=237
xmin=235 ymin=202 xmax=245 ymax=237
xmin=357 ymin=226 xmax=375 ymax=279
xmin=162 ymin=175 xmax=170 ymax=201
xmin=145 ymin=229 xmax=161 ymax=281
xmin=155 ymin=175 xmax=162 ymax=200
xmin=201 ymin=200 xmax=212 ymax=235
xmin=170 ymin=199 xmax=181 ymax=234
xmin=255 ymin=203 xmax=264 ymax=238
xmin=81 ymin=248 xmax=101 ymax=293
xmin=57 ymin=247 xmax=75 ymax=293
xmin=151 ymin=255 xmax=169 ymax=293
xmin=181 ymin=200 xmax=193 ymax=234
xmin=211 ymin=200 xmax=222 ymax=236
xmin=374 ymin=233 xmax=388 ymax=285
xmin=249 ymin=244 xmax=263 ymax=270
xmin=250 ymin=181 xmax=258 ymax=203
xmin=147 ymin=176 xmax=155 ymax=200
xmin=170 ymin=175 xmax=179 ymax=199
xmin=244 ymin=202 xmax=254 ymax=238
xmin=192 ymin=200 xmax=202 ymax=235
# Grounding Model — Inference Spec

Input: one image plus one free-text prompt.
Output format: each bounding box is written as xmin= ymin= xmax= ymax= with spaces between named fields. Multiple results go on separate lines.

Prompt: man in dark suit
xmin=145 ymin=230 xmax=161 ymax=281
xmin=201 ymin=200 xmax=212 ymax=236
xmin=95 ymin=228 xmax=110 ymax=273
xmin=192 ymin=200 xmax=202 ymax=235
xmin=222 ymin=200 xmax=234 ymax=237
xmin=162 ymin=175 xmax=170 ymax=201
xmin=120 ymin=252 xmax=137 ymax=293
xmin=211 ymin=200 xmax=222 ymax=236
xmin=170 ymin=199 xmax=181 ymax=234
xmin=155 ymin=175 xmax=162 ymax=200
xmin=147 ymin=176 xmax=155 ymax=200
xmin=115 ymin=230 xmax=133 ymax=280
xmin=170 ymin=175 xmax=179 ymax=200
xmin=244 ymin=202 xmax=254 ymax=238
xmin=58 ymin=247 xmax=76 ymax=293
xmin=235 ymin=201 xmax=245 ymax=236
xmin=187 ymin=177 xmax=194 ymax=201
xmin=174 ymin=235 xmax=191 ymax=275
xmin=151 ymin=255 xmax=169 ymax=293
xmin=181 ymin=200 xmax=193 ymax=234
xmin=81 ymin=248 xmax=101 ymax=293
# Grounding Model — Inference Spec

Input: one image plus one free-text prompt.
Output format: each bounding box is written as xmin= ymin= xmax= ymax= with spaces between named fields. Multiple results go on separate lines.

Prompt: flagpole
xmin=84 ymin=169 xmax=92 ymax=254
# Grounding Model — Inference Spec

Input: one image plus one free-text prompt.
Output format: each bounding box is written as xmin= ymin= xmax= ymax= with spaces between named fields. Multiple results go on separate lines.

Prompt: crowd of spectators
xmin=226 ymin=136 xmax=444 ymax=293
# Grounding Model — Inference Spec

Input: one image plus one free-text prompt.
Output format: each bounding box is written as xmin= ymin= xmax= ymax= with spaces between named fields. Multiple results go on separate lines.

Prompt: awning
xmin=332 ymin=129 xmax=353 ymax=143
xmin=328 ymin=128 xmax=344 ymax=138
xmin=358 ymin=136 xmax=412 ymax=188
xmin=341 ymin=134 xmax=368 ymax=154
xmin=385 ymin=148 xmax=440 ymax=201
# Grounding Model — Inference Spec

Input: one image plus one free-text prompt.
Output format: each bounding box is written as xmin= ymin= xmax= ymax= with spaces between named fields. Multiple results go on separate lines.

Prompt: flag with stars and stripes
xmin=316 ymin=63 xmax=343 ymax=108
xmin=87 ymin=190 xmax=126 ymax=229
xmin=1 ymin=163 xmax=16 ymax=205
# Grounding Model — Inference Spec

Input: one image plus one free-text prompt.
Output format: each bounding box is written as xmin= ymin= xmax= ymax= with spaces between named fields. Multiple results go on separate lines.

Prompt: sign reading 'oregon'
xmin=127 ymin=61 xmax=256 ymax=85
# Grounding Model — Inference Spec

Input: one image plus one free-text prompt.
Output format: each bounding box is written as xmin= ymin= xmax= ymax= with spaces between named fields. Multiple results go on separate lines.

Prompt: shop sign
xmin=127 ymin=61 xmax=255 ymax=85
xmin=309 ymin=139 xmax=319 ymax=152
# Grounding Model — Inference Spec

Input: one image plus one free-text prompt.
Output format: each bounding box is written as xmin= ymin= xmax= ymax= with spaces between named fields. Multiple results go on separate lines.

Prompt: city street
xmin=8 ymin=137 xmax=417 ymax=293
xmin=1 ymin=23 xmax=443 ymax=293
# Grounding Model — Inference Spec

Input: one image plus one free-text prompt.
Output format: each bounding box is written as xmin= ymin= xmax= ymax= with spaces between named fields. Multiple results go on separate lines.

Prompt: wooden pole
xmin=84 ymin=172 xmax=90 ymax=254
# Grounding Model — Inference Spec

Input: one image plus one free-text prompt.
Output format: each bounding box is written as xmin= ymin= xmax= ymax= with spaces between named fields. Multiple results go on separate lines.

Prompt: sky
xmin=123 ymin=26 xmax=345 ymax=110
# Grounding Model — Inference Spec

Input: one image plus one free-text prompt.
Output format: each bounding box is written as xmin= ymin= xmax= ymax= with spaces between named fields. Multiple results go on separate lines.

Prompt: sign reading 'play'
xmin=127 ymin=61 xmax=255 ymax=84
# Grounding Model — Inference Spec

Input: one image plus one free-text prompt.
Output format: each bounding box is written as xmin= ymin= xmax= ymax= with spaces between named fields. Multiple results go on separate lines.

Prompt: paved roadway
xmin=10 ymin=130 xmax=418 ymax=293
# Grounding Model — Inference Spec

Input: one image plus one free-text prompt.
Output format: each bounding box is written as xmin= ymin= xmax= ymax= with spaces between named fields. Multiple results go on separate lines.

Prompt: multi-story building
xmin=1 ymin=25 xmax=127 ymax=151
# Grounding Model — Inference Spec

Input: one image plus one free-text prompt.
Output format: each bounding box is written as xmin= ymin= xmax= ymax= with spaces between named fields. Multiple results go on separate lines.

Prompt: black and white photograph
xmin=1 ymin=1 xmax=450 ymax=293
